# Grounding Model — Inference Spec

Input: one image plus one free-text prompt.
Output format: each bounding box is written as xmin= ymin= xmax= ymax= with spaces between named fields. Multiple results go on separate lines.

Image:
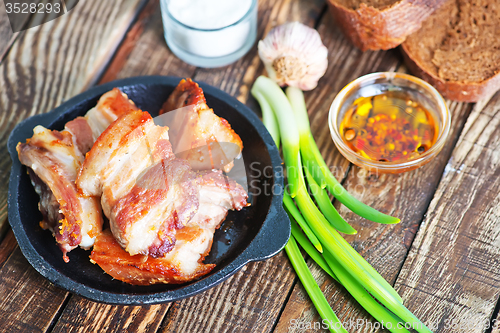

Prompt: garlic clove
xmin=258 ymin=22 xmax=328 ymax=91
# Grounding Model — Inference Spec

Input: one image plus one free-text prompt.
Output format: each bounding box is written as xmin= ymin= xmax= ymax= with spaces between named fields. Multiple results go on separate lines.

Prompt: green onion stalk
xmin=255 ymin=90 xmax=347 ymax=332
xmin=285 ymin=237 xmax=349 ymax=333
xmin=304 ymin=167 xmax=357 ymax=235
xmin=289 ymin=216 xmax=412 ymax=333
xmin=286 ymin=86 xmax=399 ymax=224
xmin=251 ymin=76 xmax=432 ymax=333
xmin=250 ymin=77 xmax=300 ymax=198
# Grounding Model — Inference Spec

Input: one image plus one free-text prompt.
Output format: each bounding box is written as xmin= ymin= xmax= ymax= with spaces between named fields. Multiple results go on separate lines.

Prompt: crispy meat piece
xmin=159 ymin=79 xmax=243 ymax=172
xmin=65 ymin=87 xmax=139 ymax=154
xmin=162 ymin=78 xmax=207 ymax=113
xmin=90 ymin=228 xmax=214 ymax=285
xmin=16 ymin=88 xmax=137 ymax=262
xmin=17 ymin=126 xmax=103 ymax=262
xmin=90 ymin=170 xmax=248 ymax=285
xmin=77 ymin=110 xmax=195 ymax=257
xmin=82 ymin=88 xmax=139 ymax=144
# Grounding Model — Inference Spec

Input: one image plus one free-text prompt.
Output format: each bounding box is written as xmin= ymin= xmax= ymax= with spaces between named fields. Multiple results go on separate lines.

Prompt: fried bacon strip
xmin=159 ymin=79 xmax=243 ymax=172
xmin=78 ymin=108 xmax=247 ymax=256
xmin=90 ymin=228 xmax=214 ymax=285
xmin=17 ymin=88 xmax=137 ymax=262
xmin=77 ymin=110 xmax=188 ymax=257
xmin=90 ymin=170 xmax=247 ymax=285
xmin=17 ymin=126 xmax=102 ymax=262
xmin=78 ymin=108 xmax=248 ymax=284
xmin=64 ymin=88 xmax=139 ymax=154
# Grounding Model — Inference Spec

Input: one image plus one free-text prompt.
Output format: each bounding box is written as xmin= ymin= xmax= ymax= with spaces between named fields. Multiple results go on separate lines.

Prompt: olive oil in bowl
xmin=329 ymin=73 xmax=450 ymax=173
xmin=339 ymin=91 xmax=439 ymax=164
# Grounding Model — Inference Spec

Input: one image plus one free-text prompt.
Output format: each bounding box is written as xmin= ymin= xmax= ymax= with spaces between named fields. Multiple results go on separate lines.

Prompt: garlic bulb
xmin=258 ymin=22 xmax=328 ymax=91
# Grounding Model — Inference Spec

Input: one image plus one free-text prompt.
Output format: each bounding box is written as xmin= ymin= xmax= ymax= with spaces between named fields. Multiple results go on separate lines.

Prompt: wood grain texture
xmin=161 ymin=255 xmax=295 ymax=333
xmin=0 ymin=228 xmax=16 ymax=268
xmin=0 ymin=248 xmax=68 ymax=333
xmin=0 ymin=0 xmax=146 ymax=252
xmin=394 ymin=91 xmax=500 ymax=333
xmin=0 ymin=0 xmax=15 ymax=61
xmin=275 ymin=14 xmax=475 ymax=333
xmin=51 ymin=296 xmax=169 ymax=333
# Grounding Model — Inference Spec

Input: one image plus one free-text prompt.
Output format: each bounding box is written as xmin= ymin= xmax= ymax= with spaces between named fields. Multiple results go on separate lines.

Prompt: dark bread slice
xmin=402 ymin=0 xmax=500 ymax=102
xmin=327 ymin=0 xmax=447 ymax=51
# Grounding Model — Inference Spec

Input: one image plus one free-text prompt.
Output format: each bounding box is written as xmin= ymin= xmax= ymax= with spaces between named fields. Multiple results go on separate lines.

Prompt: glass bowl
xmin=329 ymin=72 xmax=450 ymax=174
xmin=160 ymin=0 xmax=257 ymax=68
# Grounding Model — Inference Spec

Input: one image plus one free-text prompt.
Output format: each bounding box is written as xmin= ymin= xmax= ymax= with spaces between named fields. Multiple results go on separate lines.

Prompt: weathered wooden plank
xmin=161 ymin=255 xmax=295 ymax=333
xmin=51 ymin=296 xmax=169 ymax=333
xmin=393 ymin=91 xmax=500 ymax=333
xmin=0 ymin=229 xmax=16 ymax=268
xmin=0 ymin=248 xmax=68 ymax=333
xmin=0 ymin=0 xmax=147 ymax=233
xmin=0 ymin=0 xmax=147 ymax=330
xmin=49 ymin=1 xmax=187 ymax=331
xmin=274 ymin=12 xmax=475 ymax=332
xmin=0 ymin=0 xmax=16 ymax=61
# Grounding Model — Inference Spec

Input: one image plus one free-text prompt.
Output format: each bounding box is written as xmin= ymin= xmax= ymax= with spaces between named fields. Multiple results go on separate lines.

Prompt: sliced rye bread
xmin=327 ymin=0 xmax=447 ymax=51
xmin=402 ymin=0 xmax=500 ymax=102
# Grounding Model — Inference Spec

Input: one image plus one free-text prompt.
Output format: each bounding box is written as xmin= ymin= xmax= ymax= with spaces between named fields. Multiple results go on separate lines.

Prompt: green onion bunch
xmin=251 ymin=76 xmax=432 ymax=333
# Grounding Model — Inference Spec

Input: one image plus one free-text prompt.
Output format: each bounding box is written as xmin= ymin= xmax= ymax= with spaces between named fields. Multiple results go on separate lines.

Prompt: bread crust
xmin=401 ymin=43 xmax=500 ymax=102
xmin=327 ymin=0 xmax=446 ymax=51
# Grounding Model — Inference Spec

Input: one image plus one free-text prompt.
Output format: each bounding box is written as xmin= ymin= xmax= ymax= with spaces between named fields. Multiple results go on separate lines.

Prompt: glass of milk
xmin=160 ymin=0 xmax=257 ymax=68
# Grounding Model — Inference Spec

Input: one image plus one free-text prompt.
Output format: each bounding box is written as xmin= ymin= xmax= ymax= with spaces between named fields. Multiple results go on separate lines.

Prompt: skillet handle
xmin=239 ymin=194 xmax=290 ymax=264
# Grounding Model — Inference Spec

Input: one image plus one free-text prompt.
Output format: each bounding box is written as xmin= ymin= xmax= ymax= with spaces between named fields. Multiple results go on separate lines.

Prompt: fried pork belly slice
xmin=111 ymin=158 xmax=199 ymax=257
xmin=15 ymin=88 xmax=137 ymax=262
xmin=77 ymin=110 xmax=199 ymax=257
xmin=159 ymin=78 xmax=243 ymax=172
xmin=64 ymin=117 xmax=94 ymax=155
xmin=90 ymin=228 xmax=214 ymax=285
xmin=17 ymin=126 xmax=103 ymax=262
xmin=65 ymin=88 xmax=139 ymax=154
xmin=89 ymin=171 xmax=248 ymax=285
xmin=191 ymin=170 xmax=248 ymax=226
xmin=83 ymin=87 xmax=139 ymax=143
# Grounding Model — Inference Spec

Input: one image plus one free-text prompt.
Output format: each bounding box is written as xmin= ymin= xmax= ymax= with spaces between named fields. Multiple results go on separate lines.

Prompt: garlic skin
xmin=258 ymin=22 xmax=328 ymax=91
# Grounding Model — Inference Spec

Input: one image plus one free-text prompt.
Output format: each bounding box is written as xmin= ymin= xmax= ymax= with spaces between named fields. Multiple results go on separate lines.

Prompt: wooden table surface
xmin=1 ymin=0 xmax=500 ymax=332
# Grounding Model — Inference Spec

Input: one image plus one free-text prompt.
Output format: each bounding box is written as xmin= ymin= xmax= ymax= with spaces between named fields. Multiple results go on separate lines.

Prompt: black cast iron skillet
xmin=7 ymin=76 xmax=290 ymax=305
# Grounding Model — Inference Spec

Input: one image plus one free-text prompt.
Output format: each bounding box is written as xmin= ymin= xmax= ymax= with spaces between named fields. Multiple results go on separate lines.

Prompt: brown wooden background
xmin=1 ymin=0 xmax=500 ymax=332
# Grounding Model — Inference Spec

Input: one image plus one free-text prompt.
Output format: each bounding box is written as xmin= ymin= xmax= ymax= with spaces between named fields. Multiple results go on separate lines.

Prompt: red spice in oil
xmin=339 ymin=91 xmax=439 ymax=163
